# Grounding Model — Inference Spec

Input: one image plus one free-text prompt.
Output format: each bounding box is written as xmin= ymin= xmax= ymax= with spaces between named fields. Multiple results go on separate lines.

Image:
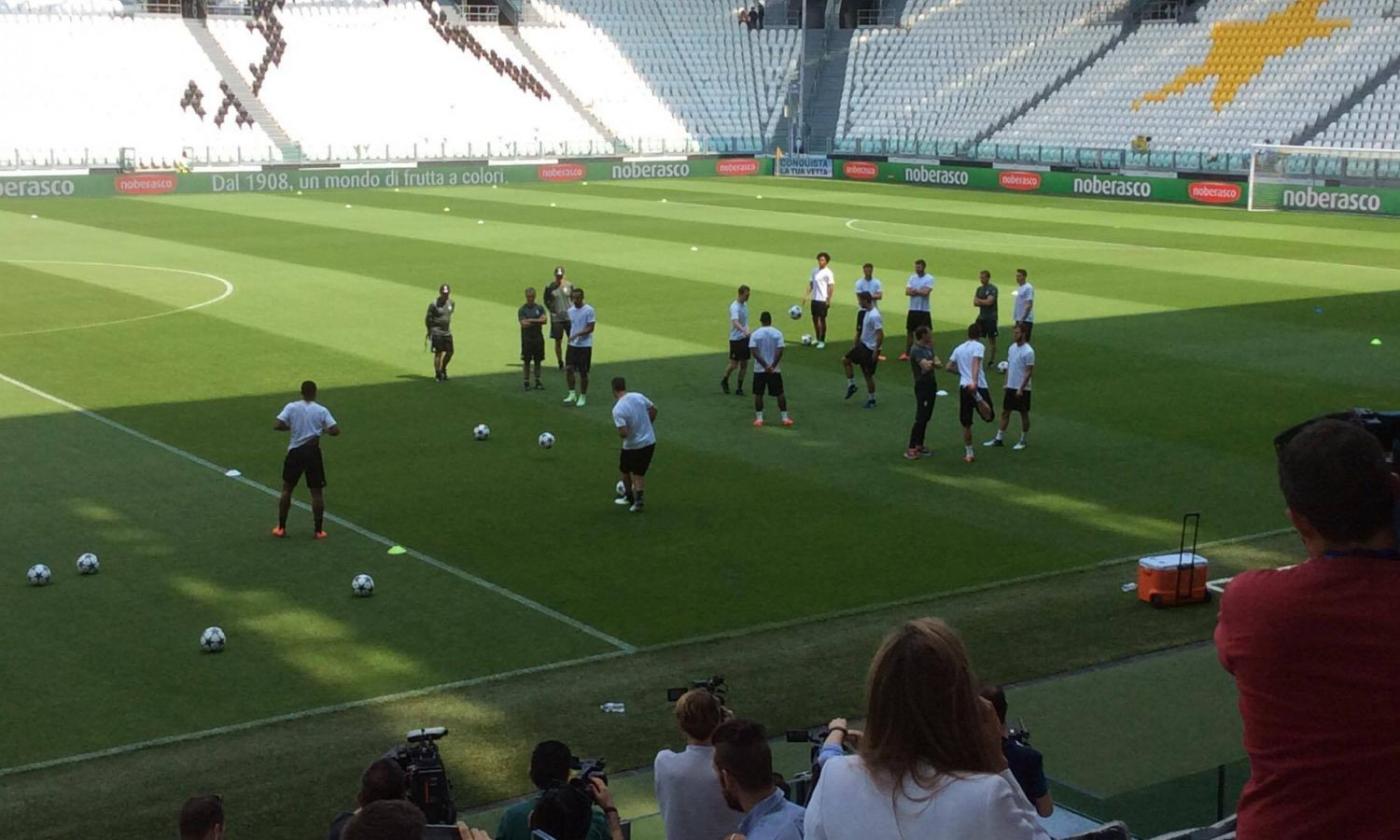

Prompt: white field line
xmin=0 ymin=372 xmax=637 ymax=656
xmin=0 ymin=261 xmax=235 ymax=338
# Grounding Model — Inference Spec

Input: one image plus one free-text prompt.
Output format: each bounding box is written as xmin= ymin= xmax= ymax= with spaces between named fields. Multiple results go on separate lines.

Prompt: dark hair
xmin=611 ymin=376 xmax=626 ymax=393
xmin=817 ymin=251 xmax=830 ymax=262
xmin=712 ymin=719 xmax=773 ymax=792
xmin=675 ymin=688 xmax=724 ymax=741
xmin=530 ymin=740 xmax=573 ymax=790
xmin=967 ymin=322 xmax=982 ymax=339
xmin=343 ymin=800 xmax=425 ymax=840
xmin=529 ymin=784 xmax=593 ymax=840
xmin=738 ymin=284 xmax=750 ymax=295
xmin=760 ymin=311 xmax=772 ymax=325
xmin=979 ymin=270 xmax=990 ymax=280
xmin=1278 ymin=419 xmax=1394 ymax=544
xmin=358 ymin=758 xmax=407 ymax=807
xmin=863 ymin=262 xmax=873 ymax=269
xmin=980 ymin=684 xmax=1008 ymax=724
xmin=857 ymin=290 xmax=873 ymax=301
xmin=915 ymin=259 xmax=926 ymax=268
xmin=300 ymin=380 xmax=317 ymax=400
xmin=913 ymin=325 xmax=931 ymax=341
xmin=526 ymin=286 xmax=537 ymax=296
xmin=179 ymin=795 xmax=224 ymax=840
xmin=1016 ymin=268 xmax=1027 ymax=279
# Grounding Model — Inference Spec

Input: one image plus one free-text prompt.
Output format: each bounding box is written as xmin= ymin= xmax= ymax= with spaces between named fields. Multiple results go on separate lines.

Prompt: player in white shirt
xmin=611 ymin=377 xmax=658 ymax=513
xmin=800 ymin=251 xmax=835 ymax=349
xmin=901 ymin=259 xmax=934 ymax=360
xmin=945 ymin=323 xmax=994 ymax=463
xmin=986 ymin=323 xmax=1035 ymax=450
xmin=563 ymin=287 xmax=596 ymax=408
xmin=272 ymin=380 xmax=340 ymax=539
xmin=1011 ymin=268 xmax=1034 ymax=342
xmin=748 ymin=311 xmax=793 ymax=427
xmin=853 ymin=263 xmax=884 ymax=356
xmin=842 ymin=292 xmax=885 ymax=409
xmin=721 ymin=285 xmax=752 ymax=396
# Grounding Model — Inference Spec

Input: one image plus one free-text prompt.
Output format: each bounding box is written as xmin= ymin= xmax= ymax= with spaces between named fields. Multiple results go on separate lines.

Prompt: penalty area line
xmin=0 ymin=372 xmax=637 ymax=655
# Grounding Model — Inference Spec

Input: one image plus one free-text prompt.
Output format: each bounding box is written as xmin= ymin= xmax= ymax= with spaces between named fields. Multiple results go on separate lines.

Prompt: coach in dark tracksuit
xmin=905 ymin=324 xmax=941 ymax=460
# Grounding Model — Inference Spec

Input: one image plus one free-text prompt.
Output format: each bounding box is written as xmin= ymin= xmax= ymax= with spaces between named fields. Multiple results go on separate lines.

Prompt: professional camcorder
xmin=1275 ymin=408 xmax=1400 ymax=540
xmin=387 ymin=727 xmax=458 ymax=826
xmin=666 ymin=674 xmax=728 ymax=705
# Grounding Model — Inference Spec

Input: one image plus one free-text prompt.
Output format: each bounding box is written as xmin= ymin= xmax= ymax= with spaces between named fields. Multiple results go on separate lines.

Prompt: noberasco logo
xmin=1073 ymin=176 xmax=1151 ymax=199
xmin=716 ymin=158 xmax=761 ymax=177
xmin=1282 ymin=187 xmax=1382 ymax=213
xmin=842 ymin=161 xmax=879 ymax=181
xmin=610 ymin=162 xmax=691 ymax=180
xmin=998 ymin=171 xmax=1041 ymax=192
xmin=538 ymin=163 xmax=586 ymax=182
xmin=904 ymin=166 xmax=970 ymax=186
xmin=115 ymin=173 xmax=178 ymax=195
xmin=1188 ymin=181 xmax=1242 ymax=205
xmin=0 ymin=178 xmax=77 ymax=198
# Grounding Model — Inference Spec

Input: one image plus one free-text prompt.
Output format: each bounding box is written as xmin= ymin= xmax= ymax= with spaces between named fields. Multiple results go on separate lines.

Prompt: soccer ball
xmin=200 ymin=626 xmax=226 ymax=653
xmin=616 ymin=480 xmax=626 ymax=497
xmin=538 ymin=432 xmax=556 ymax=449
xmin=472 ymin=424 xmax=491 ymax=441
xmin=351 ymin=573 xmax=375 ymax=597
xmin=76 ymin=552 xmax=100 ymax=575
xmin=788 ymin=305 xmax=803 ymax=320
xmin=801 ymin=335 xmax=814 ymax=346
xmin=997 ymin=361 xmax=1009 ymax=373
xmin=26 ymin=564 xmax=52 ymax=586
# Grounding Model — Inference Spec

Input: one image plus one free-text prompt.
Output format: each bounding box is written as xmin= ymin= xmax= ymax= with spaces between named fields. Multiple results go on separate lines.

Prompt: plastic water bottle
xmin=600 ymin=702 xmax=626 ymax=714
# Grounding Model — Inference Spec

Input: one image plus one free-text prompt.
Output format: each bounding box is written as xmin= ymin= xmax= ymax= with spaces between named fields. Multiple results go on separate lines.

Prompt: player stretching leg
xmin=273 ymin=380 xmax=340 ymax=539
xmin=947 ymin=323 xmax=994 ymax=463
xmin=842 ymin=292 xmax=884 ymax=408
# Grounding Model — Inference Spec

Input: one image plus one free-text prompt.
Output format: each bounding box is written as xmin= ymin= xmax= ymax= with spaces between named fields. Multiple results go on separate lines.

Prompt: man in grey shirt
xmin=654 ymin=689 xmax=742 ymax=840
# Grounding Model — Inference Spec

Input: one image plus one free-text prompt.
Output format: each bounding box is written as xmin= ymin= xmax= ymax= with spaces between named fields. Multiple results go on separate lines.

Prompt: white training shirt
xmin=1013 ymin=282 xmax=1035 ymax=322
xmin=276 ymin=400 xmax=337 ymax=450
xmin=854 ymin=276 xmax=882 ymax=303
xmin=1006 ymin=342 xmax=1036 ymax=391
xmin=906 ymin=272 xmax=935 ymax=312
xmin=749 ymin=325 xmax=785 ymax=372
xmin=654 ymin=745 xmax=743 ymax=840
xmin=810 ymin=266 xmax=834 ymax=303
xmin=860 ymin=307 xmax=884 ymax=351
xmin=949 ymin=339 xmax=989 ymax=389
xmin=729 ymin=300 xmax=749 ymax=341
xmin=612 ymin=391 xmax=656 ymax=450
xmin=568 ymin=303 xmax=596 ymax=347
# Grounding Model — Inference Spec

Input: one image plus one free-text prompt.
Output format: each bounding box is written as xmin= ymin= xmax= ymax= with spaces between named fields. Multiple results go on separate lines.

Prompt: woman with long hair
xmin=804 ymin=617 xmax=1050 ymax=839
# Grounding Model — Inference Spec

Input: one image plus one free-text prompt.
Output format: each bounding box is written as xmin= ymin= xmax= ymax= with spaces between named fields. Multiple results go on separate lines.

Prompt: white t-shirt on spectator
xmin=729 ymin=300 xmax=749 ymax=341
xmin=568 ymin=303 xmax=596 ymax=347
xmin=277 ymin=400 xmax=336 ymax=450
xmin=749 ymin=325 xmax=785 ymax=372
xmin=1006 ymin=343 xmax=1035 ymax=391
xmin=612 ymin=392 xmax=656 ymax=450
xmin=1013 ymin=282 xmax=1035 ymax=322
xmin=654 ymin=745 xmax=742 ymax=840
xmin=810 ymin=267 xmax=834 ymax=303
xmin=949 ymin=339 xmax=988 ymax=389
xmin=906 ymin=272 xmax=935 ymax=312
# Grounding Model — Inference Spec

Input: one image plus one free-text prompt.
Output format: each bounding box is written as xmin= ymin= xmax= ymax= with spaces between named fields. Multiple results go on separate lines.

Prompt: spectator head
xmin=529 ymin=783 xmax=593 ymax=840
xmin=356 ymin=758 xmax=407 ymax=808
xmin=860 ymin=618 xmax=1001 ymax=790
xmin=1277 ymin=418 xmax=1398 ymax=549
xmin=179 ymin=794 xmax=224 ymax=840
xmin=343 ymin=799 xmax=425 ymax=840
xmin=980 ymin=684 xmax=1008 ymax=724
xmin=529 ymin=739 xmax=574 ymax=790
xmin=300 ymin=380 xmax=317 ymax=400
xmin=712 ymin=719 xmax=775 ymax=811
xmin=760 ymin=311 xmax=772 ymax=326
xmin=675 ymin=688 xmax=725 ymax=743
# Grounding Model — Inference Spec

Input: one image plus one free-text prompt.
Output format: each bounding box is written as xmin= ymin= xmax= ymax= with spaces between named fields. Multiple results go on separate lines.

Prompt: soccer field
xmin=1 ymin=176 xmax=1397 ymax=831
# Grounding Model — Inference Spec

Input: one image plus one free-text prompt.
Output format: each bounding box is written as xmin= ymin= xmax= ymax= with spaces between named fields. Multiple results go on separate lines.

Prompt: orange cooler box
xmin=1137 ymin=553 xmax=1209 ymax=607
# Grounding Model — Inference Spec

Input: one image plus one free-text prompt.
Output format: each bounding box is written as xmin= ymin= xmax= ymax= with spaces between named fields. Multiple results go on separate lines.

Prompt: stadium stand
xmin=1312 ymin=70 xmax=1400 ymax=148
xmin=994 ymin=0 xmax=1400 ymax=165
xmin=519 ymin=0 xmax=801 ymax=152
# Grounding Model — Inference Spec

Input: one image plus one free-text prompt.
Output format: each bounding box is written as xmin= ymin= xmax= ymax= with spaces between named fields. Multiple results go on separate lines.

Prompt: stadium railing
xmin=1050 ymin=759 xmax=1251 ymax=839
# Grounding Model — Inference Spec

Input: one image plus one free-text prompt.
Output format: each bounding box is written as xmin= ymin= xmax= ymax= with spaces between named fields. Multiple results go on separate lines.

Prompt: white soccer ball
xmin=472 ymin=424 xmax=491 ymax=441
xmin=801 ymin=334 xmax=814 ymax=346
xmin=27 ymin=564 xmax=52 ymax=586
xmin=352 ymin=573 xmax=375 ymax=597
xmin=200 ymin=626 xmax=226 ymax=653
xmin=788 ymin=305 xmax=803 ymax=320
xmin=616 ymin=480 xmax=627 ymax=497
xmin=997 ymin=361 xmax=1010 ymax=373
xmin=538 ymin=432 xmax=556 ymax=449
xmin=76 ymin=552 xmax=100 ymax=575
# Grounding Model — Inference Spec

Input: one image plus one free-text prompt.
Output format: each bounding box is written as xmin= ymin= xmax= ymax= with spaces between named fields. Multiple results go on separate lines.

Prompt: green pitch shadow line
xmin=0 ymin=371 xmax=638 ymax=656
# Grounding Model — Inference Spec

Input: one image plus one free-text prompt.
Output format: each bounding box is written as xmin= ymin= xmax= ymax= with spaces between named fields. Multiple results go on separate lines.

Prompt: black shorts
xmin=1003 ymin=388 xmax=1032 ymax=413
xmin=753 ymin=371 xmax=784 ymax=397
xmin=1016 ymin=321 xmax=1034 ymax=342
xmin=521 ymin=331 xmax=545 ymax=362
xmin=958 ymin=386 xmax=994 ymax=427
xmin=565 ymin=345 xmax=592 ymax=373
xmin=811 ymin=301 xmax=829 ymax=318
xmin=550 ymin=319 xmax=571 ymax=340
xmin=906 ymin=310 xmax=932 ymax=333
xmin=845 ymin=344 xmax=878 ymax=375
xmin=431 ymin=334 xmax=454 ymax=354
xmin=282 ymin=443 xmax=326 ymax=489
xmin=978 ymin=319 xmax=999 ymax=339
xmin=619 ymin=443 xmax=656 ymax=476
xmin=728 ymin=339 xmax=751 ymax=361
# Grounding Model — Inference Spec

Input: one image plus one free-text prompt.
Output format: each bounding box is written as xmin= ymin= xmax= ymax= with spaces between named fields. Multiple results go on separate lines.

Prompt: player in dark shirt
xmin=905 ymin=325 xmax=942 ymax=460
xmin=425 ymin=283 xmax=455 ymax=382
xmin=519 ymin=287 xmax=548 ymax=390
xmin=973 ymin=270 xmax=1000 ymax=368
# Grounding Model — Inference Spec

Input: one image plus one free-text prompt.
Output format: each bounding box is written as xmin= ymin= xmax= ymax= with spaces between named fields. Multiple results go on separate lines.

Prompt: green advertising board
xmin=1249 ymin=181 xmax=1400 ymax=216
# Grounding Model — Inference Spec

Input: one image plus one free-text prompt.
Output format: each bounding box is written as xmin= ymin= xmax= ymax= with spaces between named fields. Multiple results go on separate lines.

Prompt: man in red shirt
xmin=1216 ymin=418 xmax=1400 ymax=839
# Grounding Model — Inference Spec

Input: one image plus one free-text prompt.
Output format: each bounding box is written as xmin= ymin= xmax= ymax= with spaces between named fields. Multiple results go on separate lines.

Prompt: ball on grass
xmin=200 ymin=626 xmax=226 ymax=653
xmin=76 ymin=552 xmax=100 ymax=575
xmin=351 ymin=573 xmax=375 ymax=597
xmin=472 ymin=424 xmax=491 ymax=441
xmin=538 ymin=432 xmax=555 ymax=449
xmin=788 ymin=305 xmax=803 ymax=320
xmin=27 ymin=564 xmax=52 ymax=586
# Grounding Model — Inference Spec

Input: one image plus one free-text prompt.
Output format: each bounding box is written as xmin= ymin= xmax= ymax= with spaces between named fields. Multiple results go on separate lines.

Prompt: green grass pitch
xmin=0 ymin=176 xmax=1397 ymax=828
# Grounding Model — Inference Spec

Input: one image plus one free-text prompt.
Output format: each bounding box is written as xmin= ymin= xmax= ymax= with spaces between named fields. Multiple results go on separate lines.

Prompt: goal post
xmin=1248 ymin=143 xmax=1400 ymax=216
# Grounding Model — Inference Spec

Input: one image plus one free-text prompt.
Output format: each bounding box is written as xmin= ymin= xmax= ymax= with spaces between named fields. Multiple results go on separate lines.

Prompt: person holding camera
xmin=1216 ymin=417 xmax=1400 ymax=839
xmin=655 ymin=689 xmax=743 ymax=840
xmin=529 ymin=777 xmax=625 ymax=840
xmin=329 ymin=758 xmax=410 ymax=840
xmin=713 ymin=719 xmax=805 ymax=840
xmin=980 ymin=685 xmax=1053 ymax=817
xmin=496 ymin=741 xmax=612 ymax=840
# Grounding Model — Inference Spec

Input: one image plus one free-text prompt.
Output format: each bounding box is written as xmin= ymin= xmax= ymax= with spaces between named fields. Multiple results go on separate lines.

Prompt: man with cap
xmin=425 ymin=283 xmax=455 ymax=382
xmin=543 ymin=266 xmax=574 ymax=371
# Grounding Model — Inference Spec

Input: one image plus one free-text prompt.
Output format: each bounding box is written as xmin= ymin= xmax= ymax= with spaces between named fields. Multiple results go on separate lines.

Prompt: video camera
xmin=568 ymin=756 xmax=608 ymax=800
xmin=1275 ymin=409 xmax=1400 ymax=541
xmin=387 ymin=727 xmax=457 ymax=826
xmin=666 ymin=675 xmax=727 ymax=705
xmin=1006 ymin=719 xmax=1032 ymax=747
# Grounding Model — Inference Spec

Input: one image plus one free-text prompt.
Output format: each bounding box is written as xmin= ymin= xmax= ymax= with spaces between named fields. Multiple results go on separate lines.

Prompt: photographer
xmin=496 ymin=741 xmax=611 ymax=840
xmin=980 ymin=685 xmax=1053 ymax=817
xmin=329 ymin=758 xmax=409 ymax=840
xmin=529 ymin=777 xmax=624 ymax=840
xmin=342 ymin=800 xmax=490 ymax=840
xmin=1216 ymin=417 xmax=1400 ymax=839
xmin=713 ymin=719 xmax=805 ymax=840
xmin=655 ymin=689 xmax=743 ymax=840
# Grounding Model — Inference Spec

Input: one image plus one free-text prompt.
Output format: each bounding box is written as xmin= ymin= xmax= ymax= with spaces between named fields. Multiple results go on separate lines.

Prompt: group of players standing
xmin=720 ymin=253 xmax=1038 ymax=463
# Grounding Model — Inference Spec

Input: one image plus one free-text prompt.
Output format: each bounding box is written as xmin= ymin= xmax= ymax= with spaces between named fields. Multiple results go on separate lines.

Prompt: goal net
xmin=1248 ymin=143 xmax=1400 ymax=215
